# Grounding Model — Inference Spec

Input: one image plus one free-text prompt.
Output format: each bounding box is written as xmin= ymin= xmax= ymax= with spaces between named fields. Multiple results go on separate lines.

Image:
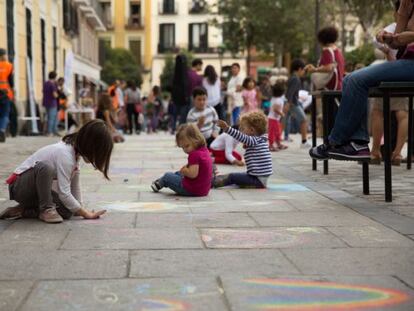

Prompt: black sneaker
xmin=328 ymin=142 xmax=370 ymax=161
xmin=309 ymin=143 xmax=331 ymax=160
xmin=0 ymin=131 xmax=5 ymax=143
xmin=213 ymin=175 xmax=229 ymax=188
xmin=151 ymin=180 xmax=162 ymax=192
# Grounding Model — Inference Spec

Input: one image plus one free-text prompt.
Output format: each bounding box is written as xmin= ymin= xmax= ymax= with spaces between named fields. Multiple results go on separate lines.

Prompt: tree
xmin=101 ymin=47 xmax=143 ymax=86
xmin=160 ymin=54 xmax=175 ymax=93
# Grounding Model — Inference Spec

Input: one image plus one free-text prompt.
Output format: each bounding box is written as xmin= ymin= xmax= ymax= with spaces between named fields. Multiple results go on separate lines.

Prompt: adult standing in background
xmin=43 ymin=71 xmax=59 ymax=136
xmin=0 ymin=48 xmax=13 ymax=143
xmin=227 ymin=63 xmax=245 ymax=125
xmin=188 ymin=58 xmax=203 ymax=100
xmin=203 ymin=65 xmax=224 ymax=120
xmin=172 ymin=54 xmax=190 ymax=124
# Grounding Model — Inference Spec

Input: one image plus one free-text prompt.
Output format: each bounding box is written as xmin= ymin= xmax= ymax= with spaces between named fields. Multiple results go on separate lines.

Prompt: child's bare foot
xmin=277 ymin=144 xmax=288 ymax=150
xmin=0 ymin=205 xmax=23 ymax=220
xmin=270 ymin=146 xmax=280 ymax=152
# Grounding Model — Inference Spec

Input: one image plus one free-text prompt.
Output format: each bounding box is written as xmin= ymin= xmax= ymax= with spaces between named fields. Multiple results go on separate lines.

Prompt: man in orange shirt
xmin=0 ymin=48 xmax=14 ymax=143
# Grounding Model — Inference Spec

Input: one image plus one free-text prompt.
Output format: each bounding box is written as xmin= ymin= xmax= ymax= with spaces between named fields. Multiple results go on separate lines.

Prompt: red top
xmin=319 ymin=48 xmax=345 ymax=90
xmin=182 ymin=146 xmax=212 ymax=196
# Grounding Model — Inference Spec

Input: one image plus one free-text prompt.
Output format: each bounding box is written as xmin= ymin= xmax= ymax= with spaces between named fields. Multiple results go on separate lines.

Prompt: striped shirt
xmin=187 ymin=106 xmax=219 ymax=139
xmin=226 ymin=127 xmax=273 ymax=177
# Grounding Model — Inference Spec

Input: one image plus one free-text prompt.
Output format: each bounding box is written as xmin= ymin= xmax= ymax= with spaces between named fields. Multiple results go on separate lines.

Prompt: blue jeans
xmin=0 ymin=99 xmax=11 ymax=132
xmin=158 ymin=172 xmax=192 ymax=196
xmin=46 ymin=107 xmax=58 ymax=134
xmin=232 ymin=107 xmax=241 ymax=125
xmin=283 ymin=111 xmax=291 ymax=140
xmin=329 ymin=59 xmax=414 ymax=145
xmin=224 ymin=173 xmax=266 ymax=189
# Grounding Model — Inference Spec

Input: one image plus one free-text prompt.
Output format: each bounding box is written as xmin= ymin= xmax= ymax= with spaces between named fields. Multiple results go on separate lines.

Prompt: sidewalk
xmin=0 ymin=133 xmax=414 ymax=310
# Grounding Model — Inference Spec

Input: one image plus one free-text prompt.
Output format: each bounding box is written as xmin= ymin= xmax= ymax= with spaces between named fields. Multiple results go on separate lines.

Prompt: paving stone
xmin=189 ymin=200 xmax=296 ymax=213
xmin=283 ymin=248 xmax=414 ymax=276
xmin=61 ymin=228 xmax=203 ymax=250
xmin=62 ymin=212 xmax=136 ymax=229
xmin=201 ymin=227 xmax=346 ymax=249
xmin=326 ymin=226 xmax=414 ymax=247
xmin=249 ymin=211 xmax=378 ymax=227
xmin=21 ymin=278 xmax=226 ymax=311
xmin=222 ymin=275 xmax=414 ymax=311
xmin=130 ymin=250 xmax=300 ymax=277
xmin=96 ymin=200 xmax=191 ymax=213
xmin=0 ymin=281 xmax=33 ymax=311
xmin=0 ymin=250 xmax=128 ymax=280
xmin=136 ymin=213 xmax=256 ymax=228
xmin=0 ymin=220 xmax=13 ymax=234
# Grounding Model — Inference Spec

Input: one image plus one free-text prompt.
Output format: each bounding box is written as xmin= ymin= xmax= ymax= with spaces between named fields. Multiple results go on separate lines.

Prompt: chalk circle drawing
xmin=93 ymin=286 xmax=118 ymax=304
xmin=100 ymin=201 xmax=182 ymax=213
xmin=142 ymin=298 xmax=189 ymax=310
xmin=110 ymin=167 xmax=142 ymax=175
xmin=266 ymin=184 xmax=309 ymax=192
xmin=243 ymin=278 xmax=410 ymax=310
xmin=201 ymin=229 xmax=301 ymax=248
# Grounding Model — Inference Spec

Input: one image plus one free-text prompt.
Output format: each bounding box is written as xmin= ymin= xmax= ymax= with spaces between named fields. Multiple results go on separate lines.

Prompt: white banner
xmin=26 ymin=57 xmax=39 ymax=134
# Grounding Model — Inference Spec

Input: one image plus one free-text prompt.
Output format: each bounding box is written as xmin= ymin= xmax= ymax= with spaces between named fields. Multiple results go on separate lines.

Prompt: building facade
xmin=150 ymin=0 xmax=246 ymax=89
xmin=97 ymin=0 xmax=152 ymax=91
xmin=0 ymin=0 xmax=104 ymax=128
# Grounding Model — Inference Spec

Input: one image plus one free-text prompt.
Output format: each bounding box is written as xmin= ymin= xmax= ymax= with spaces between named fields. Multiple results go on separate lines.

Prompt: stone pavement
xmin=1 ymin=133 xmax=414 ymax=310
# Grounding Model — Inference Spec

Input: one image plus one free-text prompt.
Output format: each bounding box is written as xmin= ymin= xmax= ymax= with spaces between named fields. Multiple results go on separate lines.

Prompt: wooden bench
xmin=311 ymin=82 xmax=414 ymax=202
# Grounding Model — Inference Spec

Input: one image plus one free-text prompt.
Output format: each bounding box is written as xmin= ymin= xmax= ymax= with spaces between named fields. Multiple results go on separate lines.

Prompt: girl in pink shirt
xmin=151 ymin=124 xmax=213 ymax=196
xmin=241 ymin=77 xmax=260 ymax=114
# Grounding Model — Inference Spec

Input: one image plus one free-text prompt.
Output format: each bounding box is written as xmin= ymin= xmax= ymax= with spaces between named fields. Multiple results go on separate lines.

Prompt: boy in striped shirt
xmin=214 ymin=111 xmax=273 ymax=188
xmin=187 ymin=87 xmax=219 ymax=147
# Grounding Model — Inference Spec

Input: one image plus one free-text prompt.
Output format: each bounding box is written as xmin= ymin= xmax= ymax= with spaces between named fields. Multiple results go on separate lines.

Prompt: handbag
xmin=311 ymin=48 xmax=338 ymax=90
xmin=135 ymin=102 xmax=143 ymax=114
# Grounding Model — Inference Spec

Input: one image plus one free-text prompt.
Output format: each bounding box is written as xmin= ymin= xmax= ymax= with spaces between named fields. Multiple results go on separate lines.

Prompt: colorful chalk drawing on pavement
xmin=100 ymin=201 xmax=184 ymax=213
xmin=243 ymin=278 xmax=410 ymax=310
xmin=201 ymin=229 xmax=302 ymax=248
xmin=266 ymin=184 xmax=309 ymax=192
xmin=109 ymin=167 xmax=142 ymax=175
xmin=142 ymin=298 xmax=189 ymax=310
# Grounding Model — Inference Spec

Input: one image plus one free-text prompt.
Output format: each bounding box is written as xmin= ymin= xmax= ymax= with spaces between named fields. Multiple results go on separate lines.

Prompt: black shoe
xmin=151 ymin=180 xmax=162 ymax=192
xmin=213 ymin=175 xmax=229 ymax=188
xmin=0 ymin=131 xmax=5 ymax=143
xmin=309 ymin=143 xmax=331 ymax=161
xmin=328 ymin=142 xmax=370 ymax=161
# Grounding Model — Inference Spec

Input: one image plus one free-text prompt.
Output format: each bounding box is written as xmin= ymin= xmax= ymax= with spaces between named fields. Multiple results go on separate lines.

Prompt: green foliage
xmin=345 ymin=44 xmax=376 ymax=67
xmin=101 ymin=47 xmax=143 ymax=86
xmin=160 ymin=54 xmax=175 ymax=92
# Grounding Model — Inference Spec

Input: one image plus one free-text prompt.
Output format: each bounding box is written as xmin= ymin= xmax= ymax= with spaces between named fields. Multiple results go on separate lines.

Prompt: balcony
xmin=189 ymin=46 xmax=216 ymax=54
xmin=188 ymin=0 xmax=207 ymax=14
xmin=158 ymin=44 xmax=179 ymax=54
xmin=125 ymin=15 xmax=144 ymax=30
xmin=159 ymin=1 xmax=178 ymax=15
xmin=78 ymin=0 xmax=106 ymax=31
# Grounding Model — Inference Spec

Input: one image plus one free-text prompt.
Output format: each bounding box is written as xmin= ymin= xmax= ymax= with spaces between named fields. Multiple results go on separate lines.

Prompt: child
xmin=268 ymin=84 xmax=288 ymax=152
xmin=286 ymin=59 xmax=311 ymax=148
xmin=241 ymin=77 xmax=260 ymax=115
xmin=214 ymin=111 xmax=273 ymax=188
xmin=1 ymin=120 xmax=113 ymax=223
xmin=151 ymin=124 xmax=213 ymax=196
xmin=209 ymin=128 xmax=244 ymax=166
xmin=186 ymin=87 xmax=219 ymax=147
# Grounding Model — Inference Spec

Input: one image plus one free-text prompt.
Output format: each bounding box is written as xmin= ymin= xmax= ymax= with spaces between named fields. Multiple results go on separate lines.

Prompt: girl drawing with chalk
xmin=1 ymin=120 xmax=113 ymax=223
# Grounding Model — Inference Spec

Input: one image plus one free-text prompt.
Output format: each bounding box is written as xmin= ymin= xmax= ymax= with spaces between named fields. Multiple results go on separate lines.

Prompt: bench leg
xmin=312 ymin=96 xmax=317 ymax=171
xmin=322 ymin=95 xmax=329 ymax=175
xmin=383 ymin=94 xmax=392 ymax=202
xmin=408 ymin=96 xmax=413 ymax=170
xmin=362 ymin=162 xmax=369 ymax=195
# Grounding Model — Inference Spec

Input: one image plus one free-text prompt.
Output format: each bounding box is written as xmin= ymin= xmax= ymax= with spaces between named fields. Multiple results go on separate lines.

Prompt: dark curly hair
xmin=272 ymin=83 xmax=286 ymax=98
xmin=242 ymin=77 xmax=256 ymax=89
xmin=317 ymin=27 xmax=339 ymax=45
xmin=240 ymin=111 xmax=268 ymax=136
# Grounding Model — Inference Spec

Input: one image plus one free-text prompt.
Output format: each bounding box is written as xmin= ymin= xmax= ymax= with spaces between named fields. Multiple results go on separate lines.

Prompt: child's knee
xmin=35 ymin=161 xmax=55 ymax=177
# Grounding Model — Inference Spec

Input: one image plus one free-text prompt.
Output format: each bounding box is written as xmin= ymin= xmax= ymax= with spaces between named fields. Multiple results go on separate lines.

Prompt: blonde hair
xmin=240 ymin=111 xmax=268 ymax=136
xmin=176 ymin=123 xmax=206 ymax=149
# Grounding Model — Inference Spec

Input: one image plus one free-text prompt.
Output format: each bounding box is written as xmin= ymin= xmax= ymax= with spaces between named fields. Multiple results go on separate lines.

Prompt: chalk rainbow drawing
xmin=142 ymin=298 xmax=189 ymax=310
xmin=101 ymin=201 xmax=182 ymax=213
xmin=266 ymin=184 xmax=309 ymax=192
xmin=243 ymin=278 xmax=410 ymax=310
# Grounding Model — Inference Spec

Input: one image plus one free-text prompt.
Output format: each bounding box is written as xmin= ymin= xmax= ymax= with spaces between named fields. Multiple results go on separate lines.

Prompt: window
xmin=53 ymin=26 xmax=57 ymax=72
xmin=41 ymin=18 xmax=46 ymax=83
xmin=129 ymin=1 xmax=141 ymax=25
xmin=348 ymin=30 xmax=355 ymax=47
xmin=26 ymin=8 xmax=32 ymax=61
xmin=159 ymin=24 xmax=175 ymax=53
xmin=162 ymin=0 xmax=176 ymax=14
xmin=98 ymin=38 xmax=111 ymax=66
xmin=6 ymin=0 xmax=14 ymax=63
xmin=189 ymin=23 xmax=208 ymax=52
xmin=100 ymin=1 xmax=112 ymax=27
xmin=189 ymin=0 xmax=206 ymax=14
xmin=129 ymin=40 xmax=142 ymax=65
xmin=63 ymin=0 xmax=78 ymax=36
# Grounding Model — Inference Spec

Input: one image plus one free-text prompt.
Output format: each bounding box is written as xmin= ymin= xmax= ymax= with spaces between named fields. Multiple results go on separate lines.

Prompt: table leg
xmin=408 ymin=96 xmax=413 ymax=170
xmin=322 ymin=95 xmax=329 ymax=175
xmin=383 ymin=93 xmax=392 ymax=202
xmin=362 ymin=162 xmax=369 ymax=195
xmin=312 ymin=96 xmax=317 ymax=171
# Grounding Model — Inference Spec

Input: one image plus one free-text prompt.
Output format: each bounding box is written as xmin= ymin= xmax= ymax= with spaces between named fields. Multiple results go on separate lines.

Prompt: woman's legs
xmin=126 ymin=104 xmax=134 ymax=134
xmin=370 ymin=107 xmax=383 ymax=158
xmin=394 ymin=110 xmax=408 ymax=158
